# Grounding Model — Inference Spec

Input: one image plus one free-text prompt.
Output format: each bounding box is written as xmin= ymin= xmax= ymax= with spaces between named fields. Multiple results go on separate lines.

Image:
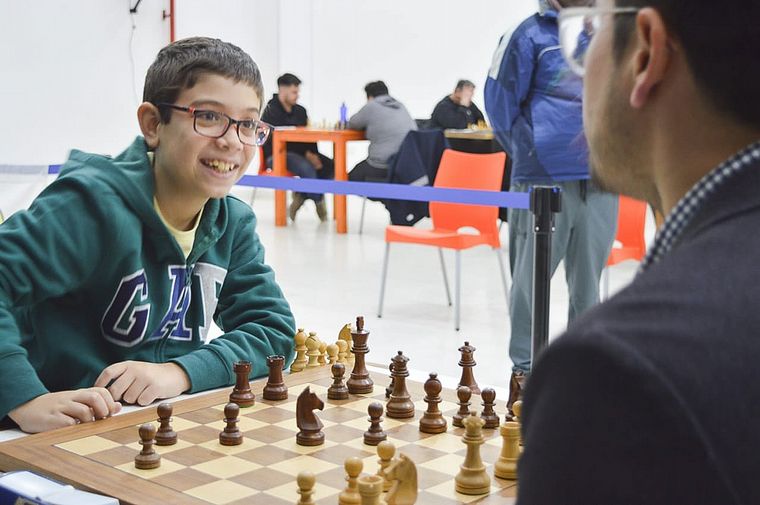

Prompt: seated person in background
xmin=429 ymin=79 xmax=486 ymax=130
xmin=348 ymin=81 xmax=417 ymax=182
xmin=0 ymin=37 xmax=295 ymax=433
xmin=261 ymin=73 xmax=335 ymax=222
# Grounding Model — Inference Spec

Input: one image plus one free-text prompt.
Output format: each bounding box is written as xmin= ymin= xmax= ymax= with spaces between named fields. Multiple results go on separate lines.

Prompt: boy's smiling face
xmin=147 ymin=73 xmax=261 ymax=203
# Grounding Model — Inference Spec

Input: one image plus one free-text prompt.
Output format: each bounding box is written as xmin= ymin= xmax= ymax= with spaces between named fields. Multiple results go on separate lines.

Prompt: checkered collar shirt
xmin=640 ymin=141 xmax=760 ymax=272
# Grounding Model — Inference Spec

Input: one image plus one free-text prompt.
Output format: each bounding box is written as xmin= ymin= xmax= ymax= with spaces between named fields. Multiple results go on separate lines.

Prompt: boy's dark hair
xmin=613 ymin=0 xmax=760 ymax=128
xmin=364 ymin=81 xmax=389 ymax=98
xmin=144 ymin=37 xmax=264 ymax=123
xmin=455 ymin=80 xmax=475 ymax=90
xmin=277 ymin=73 xmax=302 ymax=87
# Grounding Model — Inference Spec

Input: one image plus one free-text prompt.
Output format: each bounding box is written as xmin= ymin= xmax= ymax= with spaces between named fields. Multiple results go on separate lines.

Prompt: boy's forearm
xmin=0 ymin=353 xmax=50 ymax=420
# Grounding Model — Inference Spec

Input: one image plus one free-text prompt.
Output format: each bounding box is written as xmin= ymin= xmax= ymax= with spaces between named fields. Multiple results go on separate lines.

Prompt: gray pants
xmin=508 ymin=180 xmax=618 ymax=372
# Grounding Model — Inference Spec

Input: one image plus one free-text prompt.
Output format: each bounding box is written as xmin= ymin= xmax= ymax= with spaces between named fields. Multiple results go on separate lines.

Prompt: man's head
xmin=364 ymin=81 xmax=389 ymax=100
xmin=277 ymin=73 xmax=302 ymax=108
xmin=452 ymin=80 xmax=475 ymax=105
xmin=577 ymin=0 xmax=760 ymax=207
xmin=138 ymin=37 xmax=265 ymax=204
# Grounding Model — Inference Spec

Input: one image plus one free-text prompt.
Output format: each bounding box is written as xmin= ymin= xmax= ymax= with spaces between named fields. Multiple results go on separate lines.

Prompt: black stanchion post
xmin=530 ymin=186 xmax=562 ymax=369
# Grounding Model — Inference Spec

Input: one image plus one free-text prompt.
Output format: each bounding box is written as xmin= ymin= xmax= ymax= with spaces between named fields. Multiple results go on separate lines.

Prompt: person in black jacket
xmin=517 ymin=1 xmax=760 ymax=504
xmin=261 ymin=73 xmax=334 ymax=222
xmin=428 ymin=80 xmax=485 ymax=129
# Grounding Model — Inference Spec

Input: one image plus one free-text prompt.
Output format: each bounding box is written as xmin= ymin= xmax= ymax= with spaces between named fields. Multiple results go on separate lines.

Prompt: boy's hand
xmin=304 ymin=151 xmax=323 ymax=170
xmin=94 ymin=361 xmax=191 ymax=405
xmin=8 ymin=388 xmax=121 ymax=433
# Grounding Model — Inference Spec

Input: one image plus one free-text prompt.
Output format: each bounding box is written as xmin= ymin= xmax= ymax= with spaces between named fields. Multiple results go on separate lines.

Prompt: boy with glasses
xmin=485 ymin=0 xmax=618 ymax=419
xmin=0 ymin=37 xmax=295 ymax=433
xmin=518 ymin=1 xmax=760 ymax=503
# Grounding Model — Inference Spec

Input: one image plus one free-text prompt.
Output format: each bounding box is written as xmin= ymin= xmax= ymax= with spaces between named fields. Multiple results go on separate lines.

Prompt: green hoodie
xmin=0 ymin=137 xmax=296 ymax=419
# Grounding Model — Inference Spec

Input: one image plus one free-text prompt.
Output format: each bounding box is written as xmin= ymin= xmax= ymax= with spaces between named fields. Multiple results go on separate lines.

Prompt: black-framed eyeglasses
xmin=558 ymin=6 xmax=641 ymax=77
xmin=156 ymin=103 xmax=273 ymax=147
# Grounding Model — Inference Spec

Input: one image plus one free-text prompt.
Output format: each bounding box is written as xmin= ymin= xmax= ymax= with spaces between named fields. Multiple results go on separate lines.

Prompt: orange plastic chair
xmin=250 ymin=146 xmax=294 ymax=204
xmin=602 ymin=195 xmax=648 ymax=298
xmin=377 ymin=149 xmax=509 ymax=330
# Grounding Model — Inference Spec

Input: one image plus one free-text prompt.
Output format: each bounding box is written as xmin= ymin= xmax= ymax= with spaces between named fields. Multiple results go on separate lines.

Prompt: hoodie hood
xmin=373 ymin=94 xmax=403 ymax=110
xmin=539 ymin=0 xmax=558 ymax=16
xmin=61 ymin=136 xmax=224 ymax=263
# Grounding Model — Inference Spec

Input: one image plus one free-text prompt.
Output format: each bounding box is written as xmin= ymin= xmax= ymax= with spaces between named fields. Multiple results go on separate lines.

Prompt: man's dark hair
xmin=455 ymin=79 xmax=475 ymax=91
xmin=277 ymin=73 xmax=302 ymax=87
xmin=614 ymin=0 xmax=760 ymax=128
xmin=364 ymin=81 xmax=389 ymax=98
xmin=144 ymin=37 xmax=263 ymax=123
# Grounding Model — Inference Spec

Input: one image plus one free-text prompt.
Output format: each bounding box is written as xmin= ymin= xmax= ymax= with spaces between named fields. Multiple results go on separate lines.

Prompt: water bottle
xmin=339 ymin=102 xmax=348 ymax=129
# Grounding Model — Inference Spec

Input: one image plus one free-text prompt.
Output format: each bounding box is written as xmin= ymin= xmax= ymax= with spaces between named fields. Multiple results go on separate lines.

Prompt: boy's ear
xmin=137 ymin=102 xmax=162 ymax=149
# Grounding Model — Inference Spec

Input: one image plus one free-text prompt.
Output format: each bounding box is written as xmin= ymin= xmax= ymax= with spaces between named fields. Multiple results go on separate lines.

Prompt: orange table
xmin=272 ymin=128 xmax=366 ymax=233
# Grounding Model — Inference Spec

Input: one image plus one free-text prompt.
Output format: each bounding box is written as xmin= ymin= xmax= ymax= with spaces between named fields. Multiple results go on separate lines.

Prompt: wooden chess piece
xmin=219 ymin=402 xmax=243 ymax=446
xmin=346 ymin=316 xmax=373 ymax=394
xmin=336 ymin=339 xmax=349 ymax=364
xmin=357 ymin=474 xmax=385 ymax=505
xmin=263 ymin=354 xmax=288 ymax=401
xmin=455 ymin=411 xmax=491 ymax=495
xmin=327 ymin=343 xmax=339 ymax=365
xmin=296 ymin=386 xmax=325 ymax=446
xmin=364 ymin=401 xmax=388 ymax=446
xmin=493 ymin=414 xmax=520 ymax=480
xmin=154 ymin=403 xmax=177 ymax=446
xmin=457 ymin=341 xmax=480 ymax=395
xmin=419 ymin=372 xmax=447 ymax=434
xmin=338 ymin=323 xmax=354 ymax=363
xmin=386 ymin=361 xmax=394 ymax=399
xmin=328 ymin=362 xmax=350 ymax=400
xmin=513 ymin=400 xmax=523 ymax=446
xmin=291 ymin=328 xmax=308 ymax=372
xmin=338 ymin=456 xmax=363 ymax=505
xmin=453 ymin=385 xmax=471 ymax=428
xmin=306 ymin=332 xmax=321 ymax=368
xmin=297 ymin=471 xmax=316 ymax=505
xmin=318 ymin=339 xmax=327 ymax=365
xmin=376 ymin=440 xmax=396 ymax=492
xmin=385 ymin=351 xmax=414 ymax=419
xmin=480 ymin=387 xmax=500 ymax=429
xmin=384 ymin=453 xmax=417 ymax=505
xmin=229 ymin=361 xmax=255 ymax=407
xmin=134 ymin=423 xmax=161 ymax=469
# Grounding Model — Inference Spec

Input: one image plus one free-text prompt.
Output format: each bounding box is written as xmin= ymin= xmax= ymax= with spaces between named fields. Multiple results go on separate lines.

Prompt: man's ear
xmin=137 ymin=102 xmax=162 ymax=149
xmin=630 ymin=8 xmax=671 ymax=109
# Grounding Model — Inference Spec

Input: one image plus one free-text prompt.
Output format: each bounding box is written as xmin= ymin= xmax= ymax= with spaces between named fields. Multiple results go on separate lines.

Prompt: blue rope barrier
xmin=6 ymin=164 xmax=529 ymax=210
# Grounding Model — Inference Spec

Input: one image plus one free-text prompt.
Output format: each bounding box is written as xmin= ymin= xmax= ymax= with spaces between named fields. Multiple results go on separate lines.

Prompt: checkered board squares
xmin=0 ymin=368 xmax=517 ymax=505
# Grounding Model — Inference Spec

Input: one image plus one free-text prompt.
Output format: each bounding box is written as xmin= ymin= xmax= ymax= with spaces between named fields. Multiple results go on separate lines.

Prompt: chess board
xmin=0 ymin=366 xmax=517 ymax=505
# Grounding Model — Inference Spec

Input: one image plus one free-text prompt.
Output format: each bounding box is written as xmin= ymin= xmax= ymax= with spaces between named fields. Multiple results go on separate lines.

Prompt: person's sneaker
xmin=315 ymin=199 xmax=328 ymax=222
xmin=506 ymin=370 xmax=527 ymax=420
xmin=289 ymin=193 xmax=306 ymax=221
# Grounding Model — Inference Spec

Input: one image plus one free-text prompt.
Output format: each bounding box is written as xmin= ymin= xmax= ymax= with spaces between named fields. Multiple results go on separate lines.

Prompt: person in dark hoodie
xmin=261 ymin=73 xmax=335 ymax=222
xmin=429 ymin=80 xmax=486 ymax=130
xmin=0 ymin=37 xmax=295 ymax=433
xmin=348 ymin=81 xmax=417 ymax=182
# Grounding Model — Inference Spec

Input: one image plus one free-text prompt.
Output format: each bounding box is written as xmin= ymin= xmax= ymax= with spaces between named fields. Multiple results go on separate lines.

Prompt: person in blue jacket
xmin=485 ymin=0 xmax=618 ymax=417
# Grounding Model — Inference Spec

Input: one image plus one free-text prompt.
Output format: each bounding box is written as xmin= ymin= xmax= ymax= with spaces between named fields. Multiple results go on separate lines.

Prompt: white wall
xmin=0 ymin=0 xmax=536 ymax=166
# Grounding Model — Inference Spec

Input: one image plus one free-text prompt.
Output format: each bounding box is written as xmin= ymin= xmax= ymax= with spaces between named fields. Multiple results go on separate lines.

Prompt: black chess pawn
xmin=154 ymin=402 xmax=177 ymax=446
xmin=219 ymin=402 xmax=243 ymax=446
xmin=363 ymin=402 xmax=388 ymax=446
xmin=135 ymin=423 xmax=161 ymax=469
xmin=480 ymin=387 xmax=500 ymax=429
xmin=328 ymin=362 xmax=350 ymax=400
xmin=453 ymin=385 xmax=472 ymax=428
xmin=419 ymin=372 xmax=447 ymax=434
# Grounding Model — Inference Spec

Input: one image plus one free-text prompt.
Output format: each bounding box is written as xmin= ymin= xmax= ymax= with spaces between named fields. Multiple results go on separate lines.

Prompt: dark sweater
xmin=261 ymin=94 xmax=317 ymax=159
xmin=429 ymin=96 xmax=485 ymax=129
xmin=517 ymin=159 xmax=760 ymax=504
